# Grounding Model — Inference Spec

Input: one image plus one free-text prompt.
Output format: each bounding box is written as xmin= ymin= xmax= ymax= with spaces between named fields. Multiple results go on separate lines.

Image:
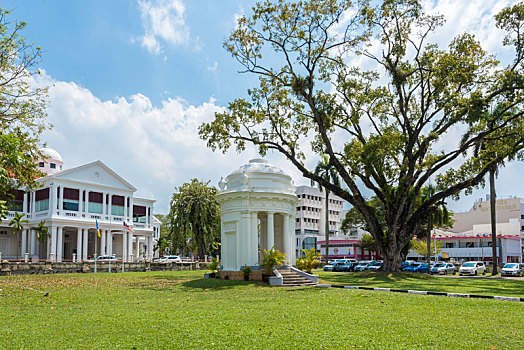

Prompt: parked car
xmin=159 ymin=255 xmax=182 ymax=263
xmin=323 ymin=262 xmax=337 ymax=271
xmin=332 ymin=262 xmax=347 ymax=272
xmin=367 ymin=261 xmax=383 ymax=271
xmin=95 ymin=255 xmax=117 ymax=262
xmin=501 ymin=263 xmax=523 ymax=277
xmin=339 ymin=262 xmax=359 ymax=272
xmin=458 ymin=261 xmax=486 ymax=276
xmin=399 ymin=261 xmax=415 ymax=271
xmin=354 ymin=261 xmax=371 ymax=272
xmin=403 ymin=263 xmax=429 ymax=273
xmin=430 ymin=262 xmax=456 ymax=275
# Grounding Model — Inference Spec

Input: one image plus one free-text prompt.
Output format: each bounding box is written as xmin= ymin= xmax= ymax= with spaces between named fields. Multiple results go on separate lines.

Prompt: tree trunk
xmin=382 ymin=247 xmax=404 ymax=272
xmin=426 ymin=216 xmax=432 ymax=273
xmin=325 ymin=190 xmax=330 ymax=264
xmin=489 ymin=167 xmax=498 ymax=275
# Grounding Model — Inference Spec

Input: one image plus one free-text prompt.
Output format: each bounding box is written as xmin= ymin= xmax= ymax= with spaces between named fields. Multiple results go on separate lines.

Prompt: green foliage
xmin=358 ymin=233 xmax=379 ymax=252
xmin=412 ymin=239 xmax=443 ymax=259
xmin=199 ymin=0 xmax=524 ymax=271
xmin=260 ymin=247 xmax=287 ymax=275
xmin=167 ymin=179 xmax=220 ymax=258
xmin=0 ymin=8 xmax=49 ymax=201
xmin=9 ymin=212 xmax=28 ymax=234
xmin=32 ymin=221 xmax=49 ymax=243
xmin=240 ymin=265 xmax=252 ymax=277
xmin=153 ymin=237 xmax=170 ymax=256
xmin=208 ymin=257 xmax=220 ymax=273
xmin=295 ymin=247 xmax=321 ymax=274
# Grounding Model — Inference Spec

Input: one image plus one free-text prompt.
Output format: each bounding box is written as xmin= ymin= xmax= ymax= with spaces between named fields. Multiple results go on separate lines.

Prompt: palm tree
xmin=33 ymin=221 xmax=50 ymax=243
xmin=312 ymin=155 xmax=340 ymax=264
xmin=9 ymin=212 xmax=29 ymax=259
xmin=420 ymin=185 xmax=452 ymax=272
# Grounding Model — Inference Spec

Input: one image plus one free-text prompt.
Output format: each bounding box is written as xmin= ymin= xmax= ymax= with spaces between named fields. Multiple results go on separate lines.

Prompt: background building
xmin=0 ymin=148 xmax=160 ymax=261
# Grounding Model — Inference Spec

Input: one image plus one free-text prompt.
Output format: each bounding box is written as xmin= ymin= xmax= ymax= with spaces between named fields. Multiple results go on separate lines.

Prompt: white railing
xmin=442 ymin=247 xmax=493 ymax=258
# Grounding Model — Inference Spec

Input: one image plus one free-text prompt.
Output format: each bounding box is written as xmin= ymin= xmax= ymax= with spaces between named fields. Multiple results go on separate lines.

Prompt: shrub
xmin=260 ymin=247 xmax=287 ymax=276
xmin=296 ymin=248 xmax=321 ymax=274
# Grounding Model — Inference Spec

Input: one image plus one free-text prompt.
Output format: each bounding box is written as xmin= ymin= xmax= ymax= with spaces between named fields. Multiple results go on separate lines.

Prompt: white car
xmin=159 ymin=255 xmax=182 ymax=263
xmin=501 ymin=263 xmax=523 ymax=277
xmin=459 ymin=261 xmax=486 ymax=276
xmin=430 ymin=262 xmax=456 ymax=275
xmin=94 ymin=255 xmax=117 ymax=262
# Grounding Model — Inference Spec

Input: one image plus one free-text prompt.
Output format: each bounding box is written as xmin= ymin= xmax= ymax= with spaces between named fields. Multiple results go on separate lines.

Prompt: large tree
xmin=200 ymin=0 xmax=524 ymax=271
xmin=167 ymin=179 xmax=220 ymax=258
xmin=0 ymin=8 xmax=49 ymax=216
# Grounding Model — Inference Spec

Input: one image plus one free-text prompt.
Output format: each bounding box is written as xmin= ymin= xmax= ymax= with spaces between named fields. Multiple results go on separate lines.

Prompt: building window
xmin=302 ymin=237 xmax=317 ymax=251
xmin=445 ymin=242 xmax=454 ymax=248
xmin=35 ymin=188 xmax=50 ymax=212
xmin=39 ymin=162 xmax=45 ymax=168
xmin=7 ymin=190 xmax=24 ymax=212
xmin=88 ymin=192 xmax=103 ymax=214
xmin=133 ymin=205 xmax=147 ymax=223
xmin=63 ymin=188 xmax=79 ymax=211
xmin=111 ymin=195 xmax=125 ymax=216
xmin=50 ymin=163 xmax=56 ymax=169
xmin=465 ymin=242 xmax=475 ymax=248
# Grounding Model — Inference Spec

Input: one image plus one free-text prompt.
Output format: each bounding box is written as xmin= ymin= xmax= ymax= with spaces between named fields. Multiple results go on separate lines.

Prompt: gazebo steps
xmin=278 ymin=269 xmax=317 ymax=287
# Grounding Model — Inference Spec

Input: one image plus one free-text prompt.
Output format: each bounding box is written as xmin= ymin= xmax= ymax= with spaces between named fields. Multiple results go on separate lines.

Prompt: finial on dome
xmin=218 ymin=177 xmax=227 ymax=190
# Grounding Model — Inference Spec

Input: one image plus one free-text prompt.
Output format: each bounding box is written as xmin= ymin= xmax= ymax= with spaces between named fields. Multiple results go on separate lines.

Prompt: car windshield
xmin=462 ymin=262 xmax=475 ymax=267
xmin=504 ymin=264 xmax=518 ymax=268
xmin=434 ymin=263 xmax=445 ymax=268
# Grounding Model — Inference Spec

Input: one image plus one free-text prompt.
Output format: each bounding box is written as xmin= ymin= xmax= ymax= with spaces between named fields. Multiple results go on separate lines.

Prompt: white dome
xmin=228 ymin=158 xmax=288 ymax=177
xmin=40 ymin=147 xmax=63 ymax=162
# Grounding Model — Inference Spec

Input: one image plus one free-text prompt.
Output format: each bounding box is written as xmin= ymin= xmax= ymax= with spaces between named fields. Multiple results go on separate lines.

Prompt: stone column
xmin=122 ymin=231 xmax=128 ymax=262
xmin=135 ymin=234 xmax=140 ymax=260
xmin=21 ymin=229 xmax=27 ymax=257
xmin=250 ymin=211 xmax=258 ymax=266
xmin=283 ymin=213 xmax=290 ymax=265
xmin=107 ymin=231 xmax=112 ymax=256
xmin=30 ymin=229 xmax=36 ymax=257
xmin=78 ymin=190 xmax=83 ymax=215
xmin=267 ymin=212 xmax=274 ymax=250
xmin=77 ymin=228 xmax=83 ymax=262
xmin=50 ymin=226 xmax=57 ymax=261
xmin=59 ymin=186 xmax=64 ymax=212
xmin=57 ymin=226 xmax=63 ymax=261
xmin=101 ymin=229 xmax=106 ymax=255
xmin=82 ymin=229 xmax=88 ymax=260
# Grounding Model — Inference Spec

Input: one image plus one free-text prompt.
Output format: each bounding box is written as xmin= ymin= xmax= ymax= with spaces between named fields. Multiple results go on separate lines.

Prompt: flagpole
xmin=94 ymin=231 xmax=97 ymax=273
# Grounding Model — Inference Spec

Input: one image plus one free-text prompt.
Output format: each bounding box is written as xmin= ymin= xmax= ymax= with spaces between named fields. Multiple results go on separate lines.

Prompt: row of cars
xmin=323 ymin=259 xmax=524 ymax=277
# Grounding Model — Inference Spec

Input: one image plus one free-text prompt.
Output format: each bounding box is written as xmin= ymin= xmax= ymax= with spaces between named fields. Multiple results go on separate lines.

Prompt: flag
xmin=123 ymin=221 xmax=134 ymax=233
xmin=96 ymin=219 xmax=101 ymax=238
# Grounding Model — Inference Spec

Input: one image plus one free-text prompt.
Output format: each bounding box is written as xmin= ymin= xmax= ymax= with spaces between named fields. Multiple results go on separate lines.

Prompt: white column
xmin=59 ymin=186 xmax=64 ymax=211
xmin=107 ymin=231 xmax=113 ymax=256
xmin=31 ymin=191 xmax=36 ymax=215
xmin=135 ymin=235 xmax=140 ymax=259
xmin=283 ymin=213 xmax=290 ymax=265
xmin=82 ymin=229 xmax=88 ymax=260
xmin=289 ymin=215 xmax=296 ymax=265
xmin=123 ymin=196 xmax=128 ymax=222
xmin=50 ymin=226 xmax=57 ymax=261
xmin=57 ymin=226 xmax=63 ymax=261
xmin=85 ymin=190 xmax=90 ymax=213
xmin=23 ymin=192 xmax=28 ymax=214
xmin=129 ymin=197 xmax=134 ymax=222
xmin=250 ymin=212 xmax=258 ymax=266
xmin=101 ymin=229 xmax=106 ymax=255
xmin=21 ymin=229 xmax=27 ymax=256
xmin=267 ymin=212 xmax=274 ymax=250
xmin=108 ymin=195 xmax=112 ymax=217
xmin=78 ymin=190 xmax=83 ymax=215
xmin=49 ymin=185 xmax=56 ymax=215
xmin=77 ymin=228 xmax=83 ymax=262
xmin=122 ymin=231 xmax=128 ymax=261
xmin=128 ymin=232 xmax=134 ymax=261
xmin=30 ymin=229 xmax=36 ymax=256
xmin=102 ymin=192 xmax=107 ymax=215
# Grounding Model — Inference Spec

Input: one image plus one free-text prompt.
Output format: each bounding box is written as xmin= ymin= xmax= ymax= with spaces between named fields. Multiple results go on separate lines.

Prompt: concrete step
xmin=278 ymin=269 xmax=317 ymax=287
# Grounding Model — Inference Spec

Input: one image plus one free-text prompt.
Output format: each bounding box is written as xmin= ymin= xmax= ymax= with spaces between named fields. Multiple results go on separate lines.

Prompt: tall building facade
xmin=294 ymin=185 xmax=345 ymax=256
xmin=0 ymin=148 xmax=159 ymax=261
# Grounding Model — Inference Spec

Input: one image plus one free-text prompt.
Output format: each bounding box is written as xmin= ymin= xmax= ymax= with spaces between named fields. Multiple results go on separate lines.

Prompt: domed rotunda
xmin=217 ymin=159 xmax=298 ymax=271
xmin=38 ymin=147 xmax=64 ymax=175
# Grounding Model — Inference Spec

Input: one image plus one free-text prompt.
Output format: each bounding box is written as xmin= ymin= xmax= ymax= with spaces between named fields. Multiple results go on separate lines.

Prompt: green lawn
xmin=316 ymin=270 xmax=524 ymax=297
xmin=0 ymin=271 xmax=522 ymax=349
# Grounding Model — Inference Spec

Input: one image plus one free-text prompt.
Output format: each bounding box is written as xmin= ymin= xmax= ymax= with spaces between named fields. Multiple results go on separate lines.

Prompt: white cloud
xmin=206 ymin=61 xmax=218 ymax=72
xmin=137 ymin=0 xmax=190 ymax=54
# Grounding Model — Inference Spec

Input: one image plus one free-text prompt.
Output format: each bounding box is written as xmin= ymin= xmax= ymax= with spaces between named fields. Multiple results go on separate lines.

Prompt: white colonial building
xmin=217 ymin=159 xmax=298 ymax=270
xmin=0 ymin=148 xmax=160 ymax=262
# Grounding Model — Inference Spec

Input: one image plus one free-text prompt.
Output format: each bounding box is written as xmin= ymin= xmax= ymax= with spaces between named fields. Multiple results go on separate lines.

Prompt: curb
xmin=316 ymin=284 xmax=524 ymax=302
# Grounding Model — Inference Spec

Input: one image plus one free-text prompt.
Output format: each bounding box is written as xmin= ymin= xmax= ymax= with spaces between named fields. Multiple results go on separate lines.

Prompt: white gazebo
xmin=217 ymin=159 xmax=298 ymax=271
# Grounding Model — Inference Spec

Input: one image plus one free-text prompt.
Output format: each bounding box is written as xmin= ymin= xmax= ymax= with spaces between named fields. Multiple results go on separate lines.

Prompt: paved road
xmin=433 ymin=274 xmax=524 ymax=280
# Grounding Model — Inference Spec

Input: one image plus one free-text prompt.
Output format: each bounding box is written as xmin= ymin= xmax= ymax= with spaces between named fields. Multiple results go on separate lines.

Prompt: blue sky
xmin=4 ymin=0 xmax=522 ymax=214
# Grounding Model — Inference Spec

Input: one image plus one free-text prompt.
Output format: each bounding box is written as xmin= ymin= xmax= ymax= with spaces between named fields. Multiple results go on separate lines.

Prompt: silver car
xmin=501 ymin=263 xmax=523 ymax=277
xmin=430 ymin=262 xmax=456 ymax=275
xmin=459 ymin=261 xmax=486 ymax=276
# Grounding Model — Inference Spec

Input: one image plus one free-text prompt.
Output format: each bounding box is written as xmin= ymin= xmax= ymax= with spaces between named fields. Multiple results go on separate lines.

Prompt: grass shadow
xmin=182 ymin=278 xmax=261 ymax=290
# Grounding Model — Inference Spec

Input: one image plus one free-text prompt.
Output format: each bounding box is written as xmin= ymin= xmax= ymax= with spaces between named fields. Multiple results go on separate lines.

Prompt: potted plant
xmin=241 ymin=265 xmax=252 ymax=281
xmin=208 ymin=257 xmax=220 ymax=278
xmin=296 ymin=248 xmax=321 ymax=274
xmin=260 ymin=247 xmax=287 ymax=282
